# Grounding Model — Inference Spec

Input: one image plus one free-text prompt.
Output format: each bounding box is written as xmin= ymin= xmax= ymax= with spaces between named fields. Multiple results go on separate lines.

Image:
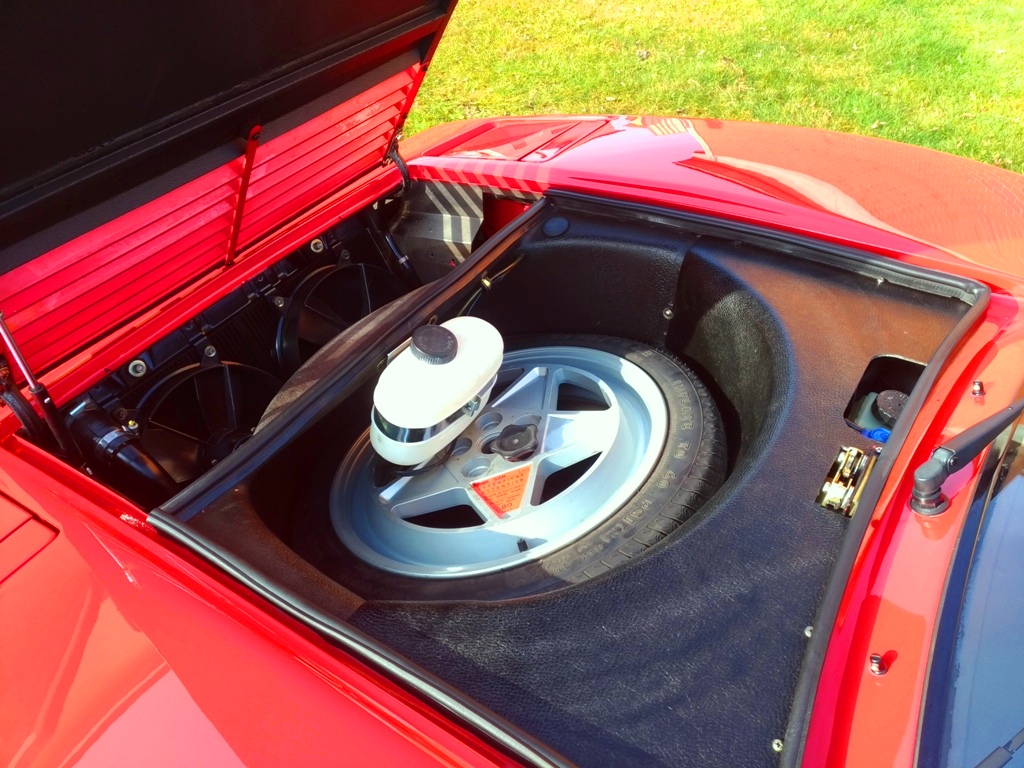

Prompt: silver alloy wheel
xmin=330 ymin=345 xmax=669 ymax=578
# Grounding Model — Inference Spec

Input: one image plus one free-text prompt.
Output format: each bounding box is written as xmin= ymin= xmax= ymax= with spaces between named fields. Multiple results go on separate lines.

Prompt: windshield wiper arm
xmin=974 ymin=723 xmax=1024 ymax=768
xmin=911 ymin=398 xmax=1024 ymax=515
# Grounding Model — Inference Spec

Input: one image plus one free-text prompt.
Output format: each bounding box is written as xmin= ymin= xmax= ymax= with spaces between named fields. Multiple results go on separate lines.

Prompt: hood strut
xmin=0 ymin=312 xmax=82 ymax=464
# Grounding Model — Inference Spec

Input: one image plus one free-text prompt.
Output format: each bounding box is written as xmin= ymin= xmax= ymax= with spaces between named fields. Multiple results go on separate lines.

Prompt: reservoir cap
xmin=411 ymin=325 xmax=458 ymax=365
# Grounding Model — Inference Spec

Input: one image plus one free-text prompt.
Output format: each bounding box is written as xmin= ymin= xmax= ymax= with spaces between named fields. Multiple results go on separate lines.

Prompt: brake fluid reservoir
xmin=370 ymin=317 xmax=503 ymax=466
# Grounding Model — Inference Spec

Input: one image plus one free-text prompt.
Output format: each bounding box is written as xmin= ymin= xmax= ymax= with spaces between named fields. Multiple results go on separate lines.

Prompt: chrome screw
xmin=662 ymin=308 xmax=675 ymax=319
xmin=771 ymin=739 xmax=784 ymax=753
xmin=127 ymin=359 xmax=148 ymax=378
xmin=804 ymin=626 xmax=813 ymax=638
xmin=310 ymin=238 xmax=326 ymax=254
xmin=972 ymin=380 xmax=985 ymax=397
xmin=203 ymin=345 xmax=217 ymax=358
xmin=272 ymin=295 xmax=286 ymax=308
xmin=869 ymin=653 xmax=888 ymax=676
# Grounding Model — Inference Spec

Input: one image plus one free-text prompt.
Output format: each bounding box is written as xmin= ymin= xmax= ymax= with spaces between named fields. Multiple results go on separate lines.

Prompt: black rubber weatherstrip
xmin=149 ymin=516 xmax=574 ymax=768
xmin=154 ymin=198 xmax=547 ymax=521
xmin=545 ymin=190 xmax=985 ymax=305
xmin=149 ymin=198 xmax=567 ymax=766
xmin=544 ymin=190 xmax=991 ymax=766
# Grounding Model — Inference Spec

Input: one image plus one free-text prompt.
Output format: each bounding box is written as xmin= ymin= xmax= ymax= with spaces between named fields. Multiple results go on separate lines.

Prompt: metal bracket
xmin=385 ymin=139 xmax=410 ymax=198
xmin=817 ymin=446 xmax=876 ymax=516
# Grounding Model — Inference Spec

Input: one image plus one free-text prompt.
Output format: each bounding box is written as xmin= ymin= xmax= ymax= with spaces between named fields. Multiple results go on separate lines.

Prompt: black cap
xmin=410 ymin=325 xmax=458 ymax=365
xmin=492 ymin=423 xmax=539 ymax=461
xmin=873 ymin=389 xmax=909 ymax=428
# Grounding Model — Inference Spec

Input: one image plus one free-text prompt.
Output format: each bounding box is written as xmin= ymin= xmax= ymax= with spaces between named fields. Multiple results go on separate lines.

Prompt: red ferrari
xmin=2 ymin=3 xmax=1023 ymax=767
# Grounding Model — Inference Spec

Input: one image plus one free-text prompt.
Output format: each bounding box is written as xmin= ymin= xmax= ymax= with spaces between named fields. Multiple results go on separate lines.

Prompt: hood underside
xmin=0 ymin=0 xmax=456 ymax=253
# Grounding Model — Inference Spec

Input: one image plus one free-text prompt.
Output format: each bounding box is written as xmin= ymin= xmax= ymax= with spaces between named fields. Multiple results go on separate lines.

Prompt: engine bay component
xmin=0 ymin=360 xmax=49 ymax=447
xmin=816 ymin=446 xmax=876 ymax=516
xmin=389 ymin=181 xmax=485 ymax=282
xmin=370 ymin=318 xmax=504 ymax=466
xmin=844 ymin=355 xmax=924 ymax=441
xmin=0 ymin=311 xmax=82 ymax=463
xmin=137 ymin=362 xmax=281 ymax=484
xmin=275 ymin=263 xmax=407 ymax=375
xmin=67 ymin=397 xmax=177 ymax=507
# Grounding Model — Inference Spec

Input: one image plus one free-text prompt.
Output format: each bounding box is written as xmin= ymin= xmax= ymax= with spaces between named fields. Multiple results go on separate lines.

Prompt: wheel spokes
xmin=489 ymin=366 xmax=556 ymax=412
xmin=379 ymin=464 xmax=493 ymax=522
xmin=331 ymin=346 xmax=671 ymax=577
xmin=538 ymin=409 xmax=616 ymax=463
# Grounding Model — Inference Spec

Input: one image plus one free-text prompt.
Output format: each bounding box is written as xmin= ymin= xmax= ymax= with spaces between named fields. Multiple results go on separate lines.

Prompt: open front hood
xmin=0 ymin=0 xmax=456 ymax=253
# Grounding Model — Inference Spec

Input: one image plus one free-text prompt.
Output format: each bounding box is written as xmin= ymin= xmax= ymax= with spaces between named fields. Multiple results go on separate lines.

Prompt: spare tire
xmin=303 ymin=335 xmax=727 ymax=600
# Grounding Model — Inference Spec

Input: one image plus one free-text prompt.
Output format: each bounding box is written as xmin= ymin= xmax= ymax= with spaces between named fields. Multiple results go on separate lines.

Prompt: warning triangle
xmin=471 ymin=465 xmax=532 ymax=517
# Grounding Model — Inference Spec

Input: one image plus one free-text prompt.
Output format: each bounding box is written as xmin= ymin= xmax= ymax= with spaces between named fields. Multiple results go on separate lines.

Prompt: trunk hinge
xmin=225 ymin=125 xmax=262 ymax=266
xmin=384 ymin=133 xmax=410 ymax=198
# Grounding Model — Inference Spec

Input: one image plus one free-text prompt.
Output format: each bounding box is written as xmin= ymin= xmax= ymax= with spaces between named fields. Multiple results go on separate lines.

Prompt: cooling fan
xmin=275 ymin=263 xmax=406 ymax=375
xmin=136 ymin=361 xmax=281 ymax=484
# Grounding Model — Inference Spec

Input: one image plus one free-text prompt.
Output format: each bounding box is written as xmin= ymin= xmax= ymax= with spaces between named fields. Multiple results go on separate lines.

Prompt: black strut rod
xmin=0 ymin=311 xmax=83 ymax=465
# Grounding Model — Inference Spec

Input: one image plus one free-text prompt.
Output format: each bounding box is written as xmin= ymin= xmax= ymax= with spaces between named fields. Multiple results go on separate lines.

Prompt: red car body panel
xmin=2 ymin=104 xmax=1023 ymax=766
xmin=0 ymin=429 xmax=516 ymax=768
xmin=405 ymin=116 xmax=1024 ymax=767
xmin=404 ymin=115 xmax=1024 ymax=288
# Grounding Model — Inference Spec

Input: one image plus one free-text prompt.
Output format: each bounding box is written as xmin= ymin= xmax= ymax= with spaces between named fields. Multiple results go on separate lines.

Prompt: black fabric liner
xmin=347 ymin=237 xmax=967 ymax=767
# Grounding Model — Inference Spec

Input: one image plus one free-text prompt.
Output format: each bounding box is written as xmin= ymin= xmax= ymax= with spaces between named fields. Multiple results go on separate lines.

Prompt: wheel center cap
xmin=490 ymin=423 xmax=539 ymax=461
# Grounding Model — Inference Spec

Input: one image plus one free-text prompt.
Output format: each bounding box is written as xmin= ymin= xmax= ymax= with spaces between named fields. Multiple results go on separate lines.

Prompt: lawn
xmin=406 ymin=0 xmax=1024 ymax=172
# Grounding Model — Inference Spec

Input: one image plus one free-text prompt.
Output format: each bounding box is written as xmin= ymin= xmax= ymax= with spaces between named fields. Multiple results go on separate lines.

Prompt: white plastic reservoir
xmin=370 ymin=317 xmax=504 ymax=466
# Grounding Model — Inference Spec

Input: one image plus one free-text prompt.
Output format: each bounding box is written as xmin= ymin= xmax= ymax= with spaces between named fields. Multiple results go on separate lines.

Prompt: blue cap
xmin=863 ymin=427 xmax=891 ymax=442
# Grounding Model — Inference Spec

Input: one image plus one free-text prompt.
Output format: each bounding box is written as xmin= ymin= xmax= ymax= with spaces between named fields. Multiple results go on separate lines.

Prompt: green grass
xmin=406 ymin=0 xmax=1024 ymax=171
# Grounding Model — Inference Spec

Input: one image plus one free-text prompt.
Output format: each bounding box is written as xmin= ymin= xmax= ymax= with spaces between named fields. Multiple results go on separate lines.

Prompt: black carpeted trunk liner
xmin=348 ymin=240 xmax=965 ymax=767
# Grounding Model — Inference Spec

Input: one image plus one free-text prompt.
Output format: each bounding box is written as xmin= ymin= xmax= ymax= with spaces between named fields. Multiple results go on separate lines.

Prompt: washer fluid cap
xmin=371 ymin=317 xmax=504 ymax=465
